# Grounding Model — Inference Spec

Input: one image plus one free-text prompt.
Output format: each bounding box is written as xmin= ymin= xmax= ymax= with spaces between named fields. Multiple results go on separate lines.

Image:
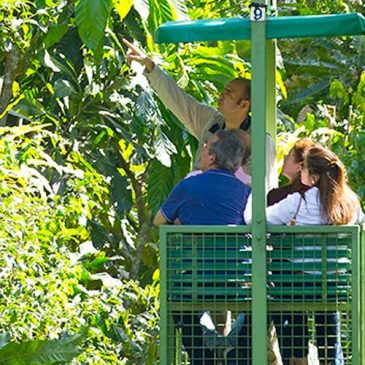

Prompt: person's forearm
xmin=154 ymin=210 xmax=168 ymax=225
xmin=145 ymin=65 xmax=219 ymax=140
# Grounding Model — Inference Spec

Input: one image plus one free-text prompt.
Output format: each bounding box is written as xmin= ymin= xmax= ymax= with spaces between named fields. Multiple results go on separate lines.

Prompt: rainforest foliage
xmin=0 ymin=0 xmax=364 ymax=363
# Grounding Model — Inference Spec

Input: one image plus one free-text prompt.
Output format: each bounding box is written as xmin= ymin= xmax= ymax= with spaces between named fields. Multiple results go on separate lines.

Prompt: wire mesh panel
xmin=267 ymin=227 xmax=360 ymax=365
xmin=160 ymin=225 xmax=362 ymax=365
xmin=160 ymin=227 xmax=252 ymax=365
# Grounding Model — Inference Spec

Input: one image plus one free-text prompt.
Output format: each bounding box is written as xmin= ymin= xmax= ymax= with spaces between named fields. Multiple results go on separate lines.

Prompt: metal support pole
xmin=250 ymin=1 xmax=269 ymax=364
xmin=160 ymin=228 xmax=168 ymax=365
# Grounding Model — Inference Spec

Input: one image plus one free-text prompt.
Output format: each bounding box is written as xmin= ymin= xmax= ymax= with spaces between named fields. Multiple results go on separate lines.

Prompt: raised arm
xmin=122 ymin=39 xmax=220 ymax=140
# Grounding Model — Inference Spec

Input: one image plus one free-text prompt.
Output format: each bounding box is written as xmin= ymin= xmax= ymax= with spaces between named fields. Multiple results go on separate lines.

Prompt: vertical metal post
xmin=250 ymin=1 xmax=270 ymax=364
xmin=352 ymin=226 xmax=361 ymax=365
xmin=159 ymin=227 xmax=167 ymax=365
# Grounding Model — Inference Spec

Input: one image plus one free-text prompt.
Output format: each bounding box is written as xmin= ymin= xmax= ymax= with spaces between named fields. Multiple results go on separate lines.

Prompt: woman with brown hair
xmin=264 ymin=145 xmax=363 ymax=225
xmin=263 ymin=145 xmax=363 ymax=364
xmin=267 ymin=138 xmax=315 ymax=207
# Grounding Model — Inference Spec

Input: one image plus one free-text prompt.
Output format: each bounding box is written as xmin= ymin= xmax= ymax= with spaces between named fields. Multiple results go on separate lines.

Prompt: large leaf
xmin=44 ymin=24 xmax=69 ymax=48
xmin=110 ymin=173 xmax=133 ymax=216
xmin=75 ymin=0 xmax=112 ymax=51
xmin=147 ymin=152 xmax=190 ymax=213
xmin=0 ymin=338 xmax=83 ymax=365
xmin=114 ymin=0 xmax=133 ymax=21
xmin=134 ymin=0 xmax=149 ymax=21
xmin=154 ymin=128 xmax=177 ymax=167
xmin=167 ymin=0 xmax=189 ymax=20
xmin=282 ymin=79 xmax=330 ymax=105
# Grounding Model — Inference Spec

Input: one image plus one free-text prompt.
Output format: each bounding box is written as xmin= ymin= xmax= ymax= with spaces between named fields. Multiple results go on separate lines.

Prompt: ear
xmin=239 ymin=99 xmax=250 ymax=111
xmin=208 ymin=152 xmax=217 ymax=166
xmin=311 ymin=173 xmax=320 ymax=185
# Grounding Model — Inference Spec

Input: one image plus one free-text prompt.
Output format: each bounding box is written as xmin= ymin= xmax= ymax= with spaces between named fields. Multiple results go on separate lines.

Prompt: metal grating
xmin=164 ymin=231 xmax=252 ymax=364
xmin=160 ymin=226 xmax=362 ymax=365
xmin=267 ymin=232 xmax=354 ymax=364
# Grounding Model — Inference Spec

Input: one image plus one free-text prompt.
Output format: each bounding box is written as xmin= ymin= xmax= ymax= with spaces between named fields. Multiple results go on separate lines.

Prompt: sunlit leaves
xmin=75 ymin=0 xmax=112 ymax=51
xmin=0 ymin=124 xmax=160 ymax=363
xmin=330 ymin=80 xmax=350 ymax=105
xmin=133 ymin=0 xmax=149 ymax=21
xmin=0 ymin=336 xmax=84 ymax=365
xmin=352 ymin=70 xmax=365 ymax=113
xmin=153 ymin=128 xmax=177 ymax=167
xmin=113 ymin=0 xmax=133 ymax=21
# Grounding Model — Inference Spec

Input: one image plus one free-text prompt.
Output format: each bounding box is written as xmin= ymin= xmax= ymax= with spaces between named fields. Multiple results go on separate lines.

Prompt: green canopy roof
xmin=156 ymin=13 xmax=365 ymax=43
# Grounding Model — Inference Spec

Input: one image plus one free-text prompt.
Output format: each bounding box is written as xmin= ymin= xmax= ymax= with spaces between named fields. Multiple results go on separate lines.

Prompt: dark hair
xmin=304 ymin=146 xmax=359 ymax=224
xmin=209 ymin=129 xmax=245 ymax=172
xmin=290 ymin=138 xmax=316 ymax=193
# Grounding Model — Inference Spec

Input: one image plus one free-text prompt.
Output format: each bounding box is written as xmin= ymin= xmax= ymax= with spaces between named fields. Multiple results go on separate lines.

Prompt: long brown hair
xmin=303 ymin=146 xmax=359 ymax=224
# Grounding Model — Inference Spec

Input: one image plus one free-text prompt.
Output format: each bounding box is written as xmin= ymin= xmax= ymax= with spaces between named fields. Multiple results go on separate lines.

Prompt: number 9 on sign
xmin=250 ymin=6 xmax=266 ymax=22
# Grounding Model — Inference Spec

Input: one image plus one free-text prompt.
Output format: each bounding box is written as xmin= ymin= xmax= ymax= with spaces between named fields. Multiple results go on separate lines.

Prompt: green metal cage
xmin=155 ymin=2 xmax=365 ymax=364
xmin=160 ymin=225 xmax=363 ymax=365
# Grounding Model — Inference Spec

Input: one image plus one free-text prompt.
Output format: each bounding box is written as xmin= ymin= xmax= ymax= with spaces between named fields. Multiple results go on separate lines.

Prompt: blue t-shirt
xmin=160 ymin=169 xmax=251 ymax=225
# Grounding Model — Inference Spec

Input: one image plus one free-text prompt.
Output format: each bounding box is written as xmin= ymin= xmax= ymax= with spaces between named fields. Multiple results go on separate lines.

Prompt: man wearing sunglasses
xmin=123 ymin=39 xmax=277 ymax=191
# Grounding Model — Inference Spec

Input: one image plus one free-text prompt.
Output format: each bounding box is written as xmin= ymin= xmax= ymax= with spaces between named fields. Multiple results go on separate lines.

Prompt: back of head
xmin=210 ymin=129 xmax=245 ymax=172
xmin=231 ymin=129 xmax=251 ymax=166
xmin=292 ymin=138 xmax=316 ymax=164
xmin=304 ymin=146 xmax=359 ymax=224
xmin=291 ymin=138 xmax=316 ymax=191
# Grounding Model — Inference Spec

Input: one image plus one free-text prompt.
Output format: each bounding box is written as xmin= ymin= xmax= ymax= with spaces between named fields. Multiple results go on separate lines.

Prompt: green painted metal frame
xmin=160 ymin=224 xmax=363 ymax=364
xmin=250 ymin=3 xmax=269 ymax=362
xmin=156 ymin=13 xmax=365 ymax=43
xmin=159 ymin=225 xmax=252 ymax=365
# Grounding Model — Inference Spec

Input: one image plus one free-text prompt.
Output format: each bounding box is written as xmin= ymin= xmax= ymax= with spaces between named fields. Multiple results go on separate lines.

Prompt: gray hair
xmin=209 ymin=129 xmax=245 ymax=172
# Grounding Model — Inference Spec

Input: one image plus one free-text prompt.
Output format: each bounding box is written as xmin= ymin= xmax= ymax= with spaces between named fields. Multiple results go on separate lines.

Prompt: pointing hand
xmin=122 ymin=38 xmax=155 ymax=72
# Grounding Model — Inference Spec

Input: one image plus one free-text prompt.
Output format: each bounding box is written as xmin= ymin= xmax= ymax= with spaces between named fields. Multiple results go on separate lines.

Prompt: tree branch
xmin=0 ymin=44 xmax=23 ymax=124
xmin=113 ymin=140 xmax=146 ymax=227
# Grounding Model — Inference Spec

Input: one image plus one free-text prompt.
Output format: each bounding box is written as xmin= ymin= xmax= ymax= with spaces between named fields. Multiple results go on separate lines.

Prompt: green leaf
xmin=283 ymin=80 xmax=330 ymax=105
xmin=0 ymin=338 xmax=83 ymax=365
xmin=111 ymin=173 xmax=132 ymax=216
xmin=44 ymin=24 xmax=69 ymax=48
xmin=0 ymin=334 xmax=10 ymax=350
xmin=39 ymin=50 xmax=79 ymax=86
xmin=167 ymin=0 xmax=188 ymax=20
xmin=89 ymin=220 xmax=111 ymax=249
xmin=114 ymin=0 xmax=133 ymax=21
xmin=53 ymin=79 xmax=76 ymax=98
xmin=154 ymin=128 xmax=177 ymax=167
xmin=75 ymin=0 xmax=112 ymax=51
xmin=330 ymin=80 xmax=350 ymax=105
xmin=134 ymin=0 xmax=149 ymax=21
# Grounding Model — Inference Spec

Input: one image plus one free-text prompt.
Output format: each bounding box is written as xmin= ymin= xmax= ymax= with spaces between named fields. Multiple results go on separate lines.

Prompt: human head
xmin=301 ymin=146 xmax=359 ymax=224
xmin=218 ymin=78 xmax=251 ymax=119
xmin=231 ymin=129 xmax=251 ymax=166
xmin=199 ymin=129 xmax=245 ymax=172
xmin=282 ymin=138 xmax=315 ymax=181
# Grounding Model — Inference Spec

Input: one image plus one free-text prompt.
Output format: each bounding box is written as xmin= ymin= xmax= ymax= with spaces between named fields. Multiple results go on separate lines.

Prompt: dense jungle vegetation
xmin=0 ymin=0 xmax=364 ymax=363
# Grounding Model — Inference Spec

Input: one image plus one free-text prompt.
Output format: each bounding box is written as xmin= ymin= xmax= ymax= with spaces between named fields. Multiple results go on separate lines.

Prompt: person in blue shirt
xmin=154 ymin=129 xmax=251 ymax=226
xmin=154 ymin=129 xmax=251 ymax=365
